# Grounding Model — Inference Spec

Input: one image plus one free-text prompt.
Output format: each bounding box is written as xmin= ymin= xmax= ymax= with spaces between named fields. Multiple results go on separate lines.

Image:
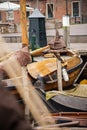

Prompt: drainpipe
xmin=80 ymin=0 xmax=82 ymax=23
xmin=66 ymin=0 xmax=68 ymax=15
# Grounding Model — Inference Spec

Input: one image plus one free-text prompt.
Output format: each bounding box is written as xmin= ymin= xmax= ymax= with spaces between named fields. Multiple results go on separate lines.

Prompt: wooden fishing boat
xmin=36 ymin=63 xmax=87 ymax=113
xmin=36 ymin=63 xmax=87 ymax=112
xmin=27 ymin=48 xmax=83 ymax=91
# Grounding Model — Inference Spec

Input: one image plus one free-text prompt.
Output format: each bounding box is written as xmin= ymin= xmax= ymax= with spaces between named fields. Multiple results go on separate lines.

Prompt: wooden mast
xmin=20 ymin=0 xmax=29 ymax=47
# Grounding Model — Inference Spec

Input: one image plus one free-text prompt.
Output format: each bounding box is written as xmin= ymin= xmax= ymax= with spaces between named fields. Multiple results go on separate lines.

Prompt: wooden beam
xmin=57 ymin=58 xmax=63 ymax=91
xmin=20 ymin=0 xmax=29 ymax=47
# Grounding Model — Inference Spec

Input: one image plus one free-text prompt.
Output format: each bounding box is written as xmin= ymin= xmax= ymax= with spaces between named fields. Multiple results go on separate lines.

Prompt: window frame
xmin=71 ymin=1 xmax=80 ymax=17
xmin=6 ymin=11 xmax=14 ymax=21
xmin=46 ymin=3 xmax=54 ymax=18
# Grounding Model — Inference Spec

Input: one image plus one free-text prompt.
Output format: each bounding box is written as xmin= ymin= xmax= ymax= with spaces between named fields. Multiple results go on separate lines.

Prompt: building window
xmin=6 ymin=11 xmax=14 ymax=21
xmin=72 ymin=1 xmax=80 ymax=17
xmin=46 ymin=3 xmax=53 ymax=18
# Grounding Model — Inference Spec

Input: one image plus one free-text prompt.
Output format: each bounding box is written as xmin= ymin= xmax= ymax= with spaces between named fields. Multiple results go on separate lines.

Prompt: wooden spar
xmin=55 ymin=52 xmax=63 ymax=91
xmin=20 ymin=0 xmax=29 ymax=47
xmin=57 ymin=58 xmax=63 ymax=91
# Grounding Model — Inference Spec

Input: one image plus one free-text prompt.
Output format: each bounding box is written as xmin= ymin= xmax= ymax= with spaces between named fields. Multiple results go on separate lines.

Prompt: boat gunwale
xmin=67 ymin=58 xmax=83 ymax=74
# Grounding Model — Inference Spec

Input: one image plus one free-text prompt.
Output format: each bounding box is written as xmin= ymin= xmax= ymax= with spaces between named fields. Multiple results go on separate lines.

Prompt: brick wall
xmin=82 ymin=0 xmax=87 ymax=23
xmin=0 ymin=0 xmax=86 ymax=24
xmin=0 ymin=0 xmax=87 ymax=33
xmin=14 ymin=11 xmax=20 ymax=24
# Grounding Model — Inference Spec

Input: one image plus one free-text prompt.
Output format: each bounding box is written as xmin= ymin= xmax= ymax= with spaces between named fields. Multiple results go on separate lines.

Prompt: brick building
xmin=0 ymin=0 xmax=87 ymax=33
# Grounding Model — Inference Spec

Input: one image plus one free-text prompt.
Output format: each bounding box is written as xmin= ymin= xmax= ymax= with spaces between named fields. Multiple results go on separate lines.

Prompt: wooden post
xmin=20 ymin=0 xmax=29 ymax=47
xmin=57 ymin=59 xmax=63 ymax=91
xmin=64 ymin=26 xmax=70 ymax=48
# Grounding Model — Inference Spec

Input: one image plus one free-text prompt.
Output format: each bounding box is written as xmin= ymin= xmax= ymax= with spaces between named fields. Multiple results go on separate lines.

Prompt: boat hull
xmin=36 ymin=87 xmax=87 ymax=112
xmin=34 ymin=56 xmax=83 ymax=91
xmin=27 ymin=48 xmax=83 ymax=91
xmin=44 ymin=66 xmax=82 ymax=91
xmin=51 ymin=93 xmax=87 ymax=112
